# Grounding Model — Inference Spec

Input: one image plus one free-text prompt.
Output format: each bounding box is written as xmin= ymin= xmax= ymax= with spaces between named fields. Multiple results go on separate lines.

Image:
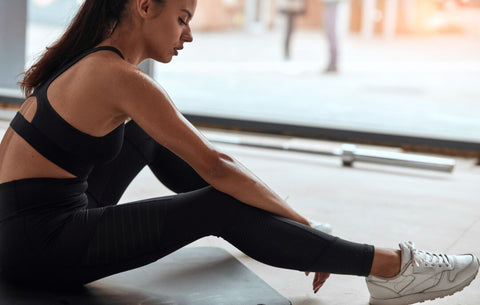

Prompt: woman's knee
xmin=172 ymin=186 xmax=254 ymax=223
xmin=178 ymin=186 xmax=238 ymax=208
xmin=125 ymin=120 xmax=209 ymax=193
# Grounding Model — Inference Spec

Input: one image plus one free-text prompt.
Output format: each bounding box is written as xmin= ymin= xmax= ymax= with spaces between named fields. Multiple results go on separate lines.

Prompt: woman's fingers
xmin=313 ymin=272 xmax=331 ymax=293
xmin=305 ymin=271 xmax=331 ymax=293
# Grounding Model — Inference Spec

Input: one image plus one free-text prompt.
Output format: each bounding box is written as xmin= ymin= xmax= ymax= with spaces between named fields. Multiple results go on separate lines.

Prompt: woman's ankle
xmin=370 ymin=248 xmax=401 ymax=278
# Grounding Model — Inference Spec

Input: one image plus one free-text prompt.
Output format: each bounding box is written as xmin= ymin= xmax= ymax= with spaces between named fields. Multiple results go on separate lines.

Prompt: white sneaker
xmin=366 ymin=241 xmax=479 ymax=305
xmin=308 ymin=219 xmax=332 ymax=234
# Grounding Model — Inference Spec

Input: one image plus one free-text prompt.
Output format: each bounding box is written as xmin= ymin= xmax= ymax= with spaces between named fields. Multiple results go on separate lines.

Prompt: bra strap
xmin=10 ymin=112 xmax=93 ymax=178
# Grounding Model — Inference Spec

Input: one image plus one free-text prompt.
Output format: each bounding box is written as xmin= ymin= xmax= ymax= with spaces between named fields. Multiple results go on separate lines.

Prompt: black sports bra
xmin=10 ymin=46 xmax=126 ymax=179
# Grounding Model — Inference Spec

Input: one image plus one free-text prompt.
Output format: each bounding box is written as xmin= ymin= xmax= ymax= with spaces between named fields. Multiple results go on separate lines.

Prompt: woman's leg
xmin=323 ymin=2 xmax=339 ymax=72
xmin=66 ymin=186 xmax=374 ymax=285
xmin=81 ymin=121 xmax=372 ymax=284
xmin=284 ymin=12 xmax=294 ymax=59
xmin=86 ymin=120 xmax=208 ymax=207
xmin=370 ymin=248 xmax=401 ymax=277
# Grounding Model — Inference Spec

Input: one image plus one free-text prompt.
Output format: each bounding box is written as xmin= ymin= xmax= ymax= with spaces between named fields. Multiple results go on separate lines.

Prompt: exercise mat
xmin=0 ymin=247 xmax=291 ymax=305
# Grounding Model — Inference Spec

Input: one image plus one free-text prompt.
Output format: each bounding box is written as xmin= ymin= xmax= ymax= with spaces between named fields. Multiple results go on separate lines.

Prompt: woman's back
xmin=0 ymin=48 xmax=129 ymax=184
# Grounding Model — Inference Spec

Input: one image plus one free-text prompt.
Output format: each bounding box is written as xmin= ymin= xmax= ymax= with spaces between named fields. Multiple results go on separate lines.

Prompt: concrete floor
xmin=0 ymin=122 xmax=479 ymax=304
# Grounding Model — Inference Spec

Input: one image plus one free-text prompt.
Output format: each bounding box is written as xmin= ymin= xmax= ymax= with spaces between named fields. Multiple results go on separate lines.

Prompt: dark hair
xmin=20 ymin=0 xmax=164 ymax=97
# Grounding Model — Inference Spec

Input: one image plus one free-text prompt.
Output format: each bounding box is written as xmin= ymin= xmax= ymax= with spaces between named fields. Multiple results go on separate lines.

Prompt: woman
xmin=0 ymin=0 xmax=477 ymax=304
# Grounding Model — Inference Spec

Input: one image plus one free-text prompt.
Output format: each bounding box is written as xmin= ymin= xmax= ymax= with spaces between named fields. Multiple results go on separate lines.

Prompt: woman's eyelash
xmin=178 ymin=18 xmax=187 ymax=25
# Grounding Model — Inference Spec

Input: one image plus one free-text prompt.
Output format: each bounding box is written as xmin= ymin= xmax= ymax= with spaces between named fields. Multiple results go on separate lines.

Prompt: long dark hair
xmin=20 ymin=0 xmax=162 ymax=97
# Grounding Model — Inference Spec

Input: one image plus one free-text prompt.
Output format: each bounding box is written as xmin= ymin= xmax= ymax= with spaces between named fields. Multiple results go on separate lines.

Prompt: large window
xmin=155 ymin=0 xmax=480 ymax=144
xmin=17 ymin=0 xmax=480 ymax=149
xmin=26 ymin=0 xmax=82 ymax=67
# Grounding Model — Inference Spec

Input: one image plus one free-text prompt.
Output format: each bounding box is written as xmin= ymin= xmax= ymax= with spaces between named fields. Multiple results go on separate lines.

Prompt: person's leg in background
xmin=323 ymin=1 xmax=339 ymax=72
xmin=283 ymin=12 xmax=295 ymax=60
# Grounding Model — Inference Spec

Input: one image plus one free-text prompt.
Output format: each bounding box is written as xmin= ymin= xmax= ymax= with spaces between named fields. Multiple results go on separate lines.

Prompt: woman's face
xmin=142 ymin=0 xmax=196 ymax=63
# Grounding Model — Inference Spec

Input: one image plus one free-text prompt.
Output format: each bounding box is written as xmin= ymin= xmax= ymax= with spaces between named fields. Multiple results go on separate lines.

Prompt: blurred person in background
xmin=320 ymin=0 xmax=348 ymax=73
xmin=278 ymin=0 xmax=306 ymax=60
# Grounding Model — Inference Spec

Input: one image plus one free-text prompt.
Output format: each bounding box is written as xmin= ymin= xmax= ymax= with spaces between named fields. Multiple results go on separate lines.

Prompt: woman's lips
xmin=173 ymin=47 xmax=183 ymax=56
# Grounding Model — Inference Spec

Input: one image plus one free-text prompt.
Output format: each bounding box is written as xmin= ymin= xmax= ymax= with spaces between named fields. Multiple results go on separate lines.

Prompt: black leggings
xmin=0 ymin=121 xmax=374 ymax=287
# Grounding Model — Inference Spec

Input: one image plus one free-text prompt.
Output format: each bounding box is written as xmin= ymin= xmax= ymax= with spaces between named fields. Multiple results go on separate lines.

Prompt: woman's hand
xmin=304 ymin=220 xmax=331 ymax=293
xmin=306 ymin=271 xmax=331 ymax=293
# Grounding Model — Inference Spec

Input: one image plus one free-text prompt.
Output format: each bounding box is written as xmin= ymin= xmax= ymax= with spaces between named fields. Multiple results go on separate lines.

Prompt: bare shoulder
xmin=90 ymin=55 xmax=159 ymax=94
xmin=79 ymin=52 xmax=139 ymax=87
xmin=72 ymin=52 xmax=159 ymax=104
xmin=71 ymin=51 xmax=173 ymax=120
xmin=104 ymin=63 xmax=171 ymax=110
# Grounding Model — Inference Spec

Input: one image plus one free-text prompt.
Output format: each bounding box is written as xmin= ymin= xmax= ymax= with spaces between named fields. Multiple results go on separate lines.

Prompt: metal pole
xmin=339 ymin=144 xmax=455 ymax=172
xmin=208 ymin=134 xmax=455 ymax=173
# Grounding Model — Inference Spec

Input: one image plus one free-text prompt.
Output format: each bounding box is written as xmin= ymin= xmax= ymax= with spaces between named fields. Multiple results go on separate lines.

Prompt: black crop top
xmin=10 ymin=46 xmax=126 ymax=179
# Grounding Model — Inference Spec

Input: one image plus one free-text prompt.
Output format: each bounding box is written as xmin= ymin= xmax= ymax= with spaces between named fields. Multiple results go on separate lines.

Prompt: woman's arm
xmin=115 ymin=67 xmax=309 ymax=226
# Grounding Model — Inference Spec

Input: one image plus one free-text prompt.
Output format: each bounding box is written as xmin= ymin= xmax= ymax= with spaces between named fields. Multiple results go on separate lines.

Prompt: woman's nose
xmin=182 ymin=29 xmax=193 ymax=43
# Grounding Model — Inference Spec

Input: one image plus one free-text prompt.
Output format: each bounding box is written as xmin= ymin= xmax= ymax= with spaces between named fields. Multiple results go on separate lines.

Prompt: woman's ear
xmin=135 ymin=0 xmax=151 ymax=19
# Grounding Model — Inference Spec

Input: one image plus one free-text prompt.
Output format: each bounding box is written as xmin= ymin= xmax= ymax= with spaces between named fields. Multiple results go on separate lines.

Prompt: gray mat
xmin=0 ymin=247 xmax=291 ymax=305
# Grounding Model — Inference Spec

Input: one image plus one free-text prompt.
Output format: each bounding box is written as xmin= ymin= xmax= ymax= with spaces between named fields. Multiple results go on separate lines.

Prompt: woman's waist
xmin=0 ymin=177 xmax=88 ymax=221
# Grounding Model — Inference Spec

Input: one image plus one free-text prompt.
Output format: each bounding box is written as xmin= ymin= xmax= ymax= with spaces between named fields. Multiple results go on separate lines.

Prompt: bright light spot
xmin=33 ymin=0 xmax=55 ymax=8
xmin=427 ymin=16 xmax=448 ymax=29
xmin=444 ymin=0 xmax=457 ymax=11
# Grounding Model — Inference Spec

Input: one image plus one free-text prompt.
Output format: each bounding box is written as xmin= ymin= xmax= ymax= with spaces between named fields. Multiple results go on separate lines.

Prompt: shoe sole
xmin=369 ymin=257 xmax=479 ymax=305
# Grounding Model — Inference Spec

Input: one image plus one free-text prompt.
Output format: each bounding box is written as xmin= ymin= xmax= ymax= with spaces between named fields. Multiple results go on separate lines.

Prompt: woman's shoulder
xmin=80 ymin=51 xmax=135 ymax=79
xmin=81 ymin=56 xmax=169 ymax=113
xmin=76 ymin=52 xmax=147 ymax=94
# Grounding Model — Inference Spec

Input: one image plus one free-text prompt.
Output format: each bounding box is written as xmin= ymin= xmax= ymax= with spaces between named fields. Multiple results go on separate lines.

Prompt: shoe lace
xmin=413 ymin=249 xmax=451 ymax=268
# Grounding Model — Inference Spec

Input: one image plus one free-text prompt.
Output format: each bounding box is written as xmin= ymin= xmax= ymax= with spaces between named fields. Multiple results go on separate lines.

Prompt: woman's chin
xmin=159 ymin=56 xmax=173 ymax=64
xmin=150 ymin=54 xmax=173 ymax=64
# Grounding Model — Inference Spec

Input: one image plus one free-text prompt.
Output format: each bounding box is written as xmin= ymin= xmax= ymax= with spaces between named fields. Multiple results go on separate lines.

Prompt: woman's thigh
xmin=67 ymin=186 xmax=242 ymax=285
